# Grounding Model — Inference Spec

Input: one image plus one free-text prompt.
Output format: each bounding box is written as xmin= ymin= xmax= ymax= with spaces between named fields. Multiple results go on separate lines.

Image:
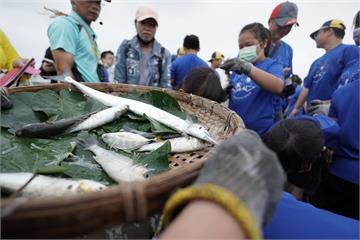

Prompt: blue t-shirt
xmin=328 ymin=80 xmax=359 ymax=184
xmin=229 ymin=58 xmax=284 ymax=135
xmin=304 ymin=44 xmax=359 ymax=105
xmin=264 ymin=192 xmax=359 ymax=239
xmin=269 ymin=40 xmax=293 ymax=78
xmin=337 ymin=57 xmax=360 ymax=89
xmin=269 ymin=41 xmax=293 ymax=113
xmin=170 ymin=54 xmax=208 ymax=89
xmin=285 ymin=85 xmax=303 ymax=117
xmin=48 ymin=11 xmax=100 ymax=83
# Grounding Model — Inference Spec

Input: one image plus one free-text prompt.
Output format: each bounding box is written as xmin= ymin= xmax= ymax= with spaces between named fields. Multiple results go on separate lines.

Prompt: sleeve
xmin=114 ymin=40 xmax=127 ymax=83
xmin=0 ymin=29 xmax=20 ymax=70
xmin=47 ymin=18 xmax=78 ymax=55
xmin=160 ymin=49 xmax=171 ymax=88
xmin=268 ymin=61 xmax=285 ymax=80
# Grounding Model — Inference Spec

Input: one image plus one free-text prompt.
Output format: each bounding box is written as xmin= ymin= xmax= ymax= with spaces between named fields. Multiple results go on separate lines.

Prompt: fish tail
xmin=77 ymin=135 xmax=98 ymax=149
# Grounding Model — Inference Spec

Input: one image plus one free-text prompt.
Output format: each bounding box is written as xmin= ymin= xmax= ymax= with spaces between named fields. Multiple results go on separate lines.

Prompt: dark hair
xmin=353 ymin=10 xmax=360 ymax=28
xmin=180 ymin=67 xmax=228 ymax=103
xmin=101 ymin=50 xmax=114 ymax=59
xmin=332 ymin=28 xmax=345 ymax=39
xmin=240 ymin=23 xmax=272 ymax=57
xmin=262 ymin=119 xmax=328 ymax=194
xmin=183 ymin=35 xmax=200 ymax=51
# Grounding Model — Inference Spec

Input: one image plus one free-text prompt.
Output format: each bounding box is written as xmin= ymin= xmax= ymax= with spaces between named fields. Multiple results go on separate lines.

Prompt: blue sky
xmin=1 ymin=0 xmax=358 ymax=78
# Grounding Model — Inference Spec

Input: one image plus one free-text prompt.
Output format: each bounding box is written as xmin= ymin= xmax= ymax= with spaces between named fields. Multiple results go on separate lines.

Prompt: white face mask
xmin=238 ymin=45 xmax=258 ymax=63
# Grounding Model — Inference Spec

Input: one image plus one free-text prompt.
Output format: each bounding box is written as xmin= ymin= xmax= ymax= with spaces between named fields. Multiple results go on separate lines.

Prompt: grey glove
xmin=194 ymin=129 xmax=286 ymax=226
xmin=308 ymin=100 xmax=330 ymax=116
xmin=0 ymin=87 xmax=12 ymax=110
xmin=220 ymin=58 xmax=253 ymax=75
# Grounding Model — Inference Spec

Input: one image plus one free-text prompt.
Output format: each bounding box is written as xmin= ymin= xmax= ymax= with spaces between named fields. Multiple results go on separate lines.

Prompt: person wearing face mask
xmin=47 ymin=0 xmax=111 ymax=83
xmin=221 ymin=23 xmax=284 ymax=135
xmin=114 ymin=6 xmax=171 ymax=88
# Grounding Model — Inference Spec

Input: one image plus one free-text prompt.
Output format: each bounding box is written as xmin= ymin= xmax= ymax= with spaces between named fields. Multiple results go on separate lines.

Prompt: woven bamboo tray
xmin=1 ymin=83 xmax=245 ymax=238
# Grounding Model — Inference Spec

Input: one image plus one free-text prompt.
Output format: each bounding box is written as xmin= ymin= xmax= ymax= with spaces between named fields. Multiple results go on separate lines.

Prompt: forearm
xmin=249 ymin=67 xmax=284 ymax=94
xmin=293 ymin=87 xmax=309 ymax=111
xmin=52 ymin=50 xmax=74 ymax=78
xmin=160 ymin=200 xmax=246 ymax=239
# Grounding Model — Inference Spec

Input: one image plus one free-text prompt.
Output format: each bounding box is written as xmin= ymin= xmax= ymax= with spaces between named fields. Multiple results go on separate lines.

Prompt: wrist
xmin=157 ymin=184 xmax=262 ymax=239
xmin=244 ymin=62 xmax=253 ymax=75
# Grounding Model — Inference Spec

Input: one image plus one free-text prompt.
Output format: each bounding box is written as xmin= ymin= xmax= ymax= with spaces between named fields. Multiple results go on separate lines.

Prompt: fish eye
xmin=67 ymin=185 xmax=73 ymax=190
xmin=99 ymin=186 xmax=103 ymax=190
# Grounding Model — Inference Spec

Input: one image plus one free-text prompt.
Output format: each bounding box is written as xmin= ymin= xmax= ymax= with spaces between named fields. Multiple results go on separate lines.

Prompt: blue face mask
xmin=238 ymin=45 xmax=258 ymax=63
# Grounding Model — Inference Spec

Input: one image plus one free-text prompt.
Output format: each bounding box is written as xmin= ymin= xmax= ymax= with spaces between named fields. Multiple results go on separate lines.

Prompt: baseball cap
xmin=135 ymin=6 xmax=159 ymax=25
xmin=208 ymin=51 xmax=224 ymax=62
xmin=269 ymin=1 xmax=299 ymax=27
xmin=310 ymin=19 xmax=346 ymax=40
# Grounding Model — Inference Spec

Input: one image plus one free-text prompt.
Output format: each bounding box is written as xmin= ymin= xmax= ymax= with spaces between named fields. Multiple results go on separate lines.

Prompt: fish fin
xmin=77 ymin=135 xmax=98 ymax=149
xmin=185 ymin=113 xmax=195 ymax=125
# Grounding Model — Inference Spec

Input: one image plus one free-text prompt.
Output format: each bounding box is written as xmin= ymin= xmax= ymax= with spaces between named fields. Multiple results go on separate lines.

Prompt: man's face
xmin=102 ymin=53 xmax=114 ymax=67
xmin=72 ymin=0 xmax=102 ymax=24
xmin=136 ymin=18 xmax=158 ymax=43
xmin=268 ymin=20 xmax=293 ymax=41
xmin=314 ymin=28 xmax=330 ymax=48
xmin=212 ymin=58 xmax=223 ymax=68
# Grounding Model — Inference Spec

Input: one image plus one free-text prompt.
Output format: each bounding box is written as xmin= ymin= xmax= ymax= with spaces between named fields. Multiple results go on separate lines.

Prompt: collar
xmin=69 ymin=11 xmax=97 ymax=41
xmin=131 ymin=36 xmax=162 ymax=57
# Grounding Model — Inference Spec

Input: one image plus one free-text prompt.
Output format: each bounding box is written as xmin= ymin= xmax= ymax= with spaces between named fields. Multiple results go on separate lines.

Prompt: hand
xmin=281 ymin=83 xmax=296 ymax=97
xmin=12 ymin=58 xmax=34 ymax=69
xmin=289 ymin=108 xmax=299 ymax=117
xmin=194 ymin=130 xmax=285 ymax=226
xmin=220 ymin=58 xmax=253 ymax=75
xmin=308 ymin=100 xmax=330 ymax=116
xmin=283 ymin=67 xmax=291 ymax=77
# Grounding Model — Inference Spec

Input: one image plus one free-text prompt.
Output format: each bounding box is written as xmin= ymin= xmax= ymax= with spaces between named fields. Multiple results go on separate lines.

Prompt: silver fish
xmin=66 ymin=105 xmax=129 ymax=133
xmin=0 ymin=172 xmax=107 ymax=197
xmin=78 ymin=137 xmax=149 ymax=182
xmin=102 ymin=132 xmax=152 ymax=151
xmin=61 ymin=77 xmax=217 ymax=144
xmin=137 ymin=136 xmax=206 ymax=153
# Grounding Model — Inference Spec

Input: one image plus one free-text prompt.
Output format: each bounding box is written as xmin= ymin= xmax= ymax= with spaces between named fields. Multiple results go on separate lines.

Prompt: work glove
xmin=0 ymin=87 xmax=12 ymax=110
xmin=220 ymin=58 xmax=253 ymax=75
xmin=308 ymin=100 xmax=330 ymax=116
xmin=159 ymin=130 xmax=286 ymax=239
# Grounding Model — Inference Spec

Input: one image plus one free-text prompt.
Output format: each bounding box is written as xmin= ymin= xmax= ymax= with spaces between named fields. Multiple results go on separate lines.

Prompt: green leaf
xmin=135 ymin=141 xmax=170 ymax=175
xmin=31 ymin=89 xmax=87 ymax=119
xmin=1 ymin=92 xmax=46 ymax=129
xmin=0 ymin=129 xmax=77 ymax=173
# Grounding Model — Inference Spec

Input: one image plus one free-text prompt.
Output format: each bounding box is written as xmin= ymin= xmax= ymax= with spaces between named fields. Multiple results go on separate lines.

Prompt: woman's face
xmin=238 ymin=31 xmax=266 ymax=61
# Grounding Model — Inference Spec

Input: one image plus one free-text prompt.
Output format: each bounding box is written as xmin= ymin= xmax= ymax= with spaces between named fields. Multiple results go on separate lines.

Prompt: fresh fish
xmin=78 ymin=137 xmax=149 ymax=182
xmin=66 ymin=105 xmax=129 ymax=133
xmin=0 ymin=172 xmax=107 ymax=197
xmin=15 ymin=114 xmax=91 ymax=138
xmin=102 ymin=132 xmax=152 ymax=151
xmin=61 ymin=77 xmax=217 ymax=144
xmin=122 ymin=126 xmax=183 ymax=140
xmin=15 ymin=106 xmax=128 ymax=138
xmin=137 ymin=136 xmax=206 ymax=153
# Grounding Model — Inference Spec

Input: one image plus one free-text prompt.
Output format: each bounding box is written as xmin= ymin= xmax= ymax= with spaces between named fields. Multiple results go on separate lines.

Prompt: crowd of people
xmin=0 ymin=0 xmax=359 ymax=239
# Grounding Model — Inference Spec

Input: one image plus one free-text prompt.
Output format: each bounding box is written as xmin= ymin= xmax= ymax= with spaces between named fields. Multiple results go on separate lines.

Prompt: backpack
xmin=124 ymin=40 xmax=165 ymax=85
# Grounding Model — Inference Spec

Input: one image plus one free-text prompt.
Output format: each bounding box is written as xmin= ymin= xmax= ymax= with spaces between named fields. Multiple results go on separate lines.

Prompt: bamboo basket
xmin=1 ymin=83 xmax=245 ymax=238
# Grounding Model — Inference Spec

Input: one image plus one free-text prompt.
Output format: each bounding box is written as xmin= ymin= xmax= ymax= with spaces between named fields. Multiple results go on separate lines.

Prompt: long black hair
xmin=240 ymin=23 xmax=272 ymax=57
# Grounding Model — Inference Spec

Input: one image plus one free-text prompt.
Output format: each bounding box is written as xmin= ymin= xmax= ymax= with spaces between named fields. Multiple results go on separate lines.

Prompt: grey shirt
xmin=139 ymin=52 xmax=152 ymax=86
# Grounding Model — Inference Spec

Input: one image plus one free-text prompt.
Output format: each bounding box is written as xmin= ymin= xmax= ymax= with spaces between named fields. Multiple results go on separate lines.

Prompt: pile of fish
xmin=1 ymin=77 xmax=217 ymax=197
